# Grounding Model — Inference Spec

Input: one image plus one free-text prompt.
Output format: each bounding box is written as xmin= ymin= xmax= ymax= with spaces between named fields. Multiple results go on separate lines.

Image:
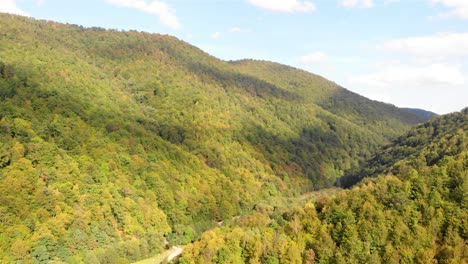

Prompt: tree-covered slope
xmin=230 ymin=59 xmax=427 ymax=139
xmin=340 ymin=108 xmax=467 ymax=187
xmin=403 ymin=108 xmax=439 ymax=119
xmin=0 ymin=14 xmax=426 ymax=263
xmin=180 ymin=109 xmax=467 ymax=264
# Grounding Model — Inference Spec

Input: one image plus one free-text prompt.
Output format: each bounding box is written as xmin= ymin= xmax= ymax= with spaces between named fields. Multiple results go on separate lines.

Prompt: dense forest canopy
xmin=0 ymin=13 xmax=434 ymax=263
xmin=340 ymin=108 xmax=467 ymax=187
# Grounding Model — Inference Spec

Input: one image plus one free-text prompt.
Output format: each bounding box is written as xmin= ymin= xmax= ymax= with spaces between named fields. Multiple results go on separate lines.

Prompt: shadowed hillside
xmin=231 ymin=59 xmax=426 ymax=139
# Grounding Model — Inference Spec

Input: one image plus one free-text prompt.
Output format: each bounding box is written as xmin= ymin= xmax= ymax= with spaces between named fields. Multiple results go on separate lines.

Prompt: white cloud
xmin=299 ymin=52 xmax=328 ymax=64
xmin=346 ymin=62 xmax=467 ymax=113
xmin=341 ymin=0 xmax=374 ymax=9
xmin=36 ymin=0 xmax=45 ymax=6
xmin=344 ymin=31 xmax=468 ymax=114
xmin=211 ymin=32 xmax=221 ymax=40
xmin=350 ymin=63 xmax=465 ymax=88
xmin=230 ymin=27 xmax=243 ymax=33
xmin=0 ymin=0 xmax=28 ymax=16
xmin=381 ymin=32 xmax=468 ymax=57
xmin=431 ymin=0 xmax=468 ymax=19
xmin=107 ymin=0 xmax=181 ymax=29
xmin=247 ymin=0 xmax=316 ymax=13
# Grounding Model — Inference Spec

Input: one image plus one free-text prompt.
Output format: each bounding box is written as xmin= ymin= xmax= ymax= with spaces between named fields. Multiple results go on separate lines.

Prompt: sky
xmin=1 ymin=0 xmax=468 ymax=114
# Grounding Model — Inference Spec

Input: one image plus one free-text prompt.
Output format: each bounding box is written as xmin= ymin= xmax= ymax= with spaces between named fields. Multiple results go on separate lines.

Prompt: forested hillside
xmin=180 ymin=109 xmax=468 ymax=263
xmin=231 ymin=60 xmax=423 ymax=139
xmin=340 ymin=108 xmax=467 ymax=187
xmin=0 ymin=14 xmax=427 ymax=263
xmin=403 ymin=108 xmax=438 ymax=119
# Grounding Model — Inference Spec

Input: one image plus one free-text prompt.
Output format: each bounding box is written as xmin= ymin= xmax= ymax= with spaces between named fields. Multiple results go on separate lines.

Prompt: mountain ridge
xmin=402 ymin=107 xmax=438 ymax=119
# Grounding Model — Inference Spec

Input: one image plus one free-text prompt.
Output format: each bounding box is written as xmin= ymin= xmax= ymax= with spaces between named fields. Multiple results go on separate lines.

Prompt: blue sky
xmin=2 ymin=0 xmax=468 ymax=114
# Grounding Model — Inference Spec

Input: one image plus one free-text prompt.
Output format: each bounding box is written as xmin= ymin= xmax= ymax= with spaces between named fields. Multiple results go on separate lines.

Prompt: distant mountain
xmin=181 ymin=109 xmax=468 ymax=263
xmin=0 ymin=14 xmax=427 ymax=263
xmin=403 ymin=108 xmax=438 ymax=119
xmin=231 ymin=60 xmax=427 ymax=132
